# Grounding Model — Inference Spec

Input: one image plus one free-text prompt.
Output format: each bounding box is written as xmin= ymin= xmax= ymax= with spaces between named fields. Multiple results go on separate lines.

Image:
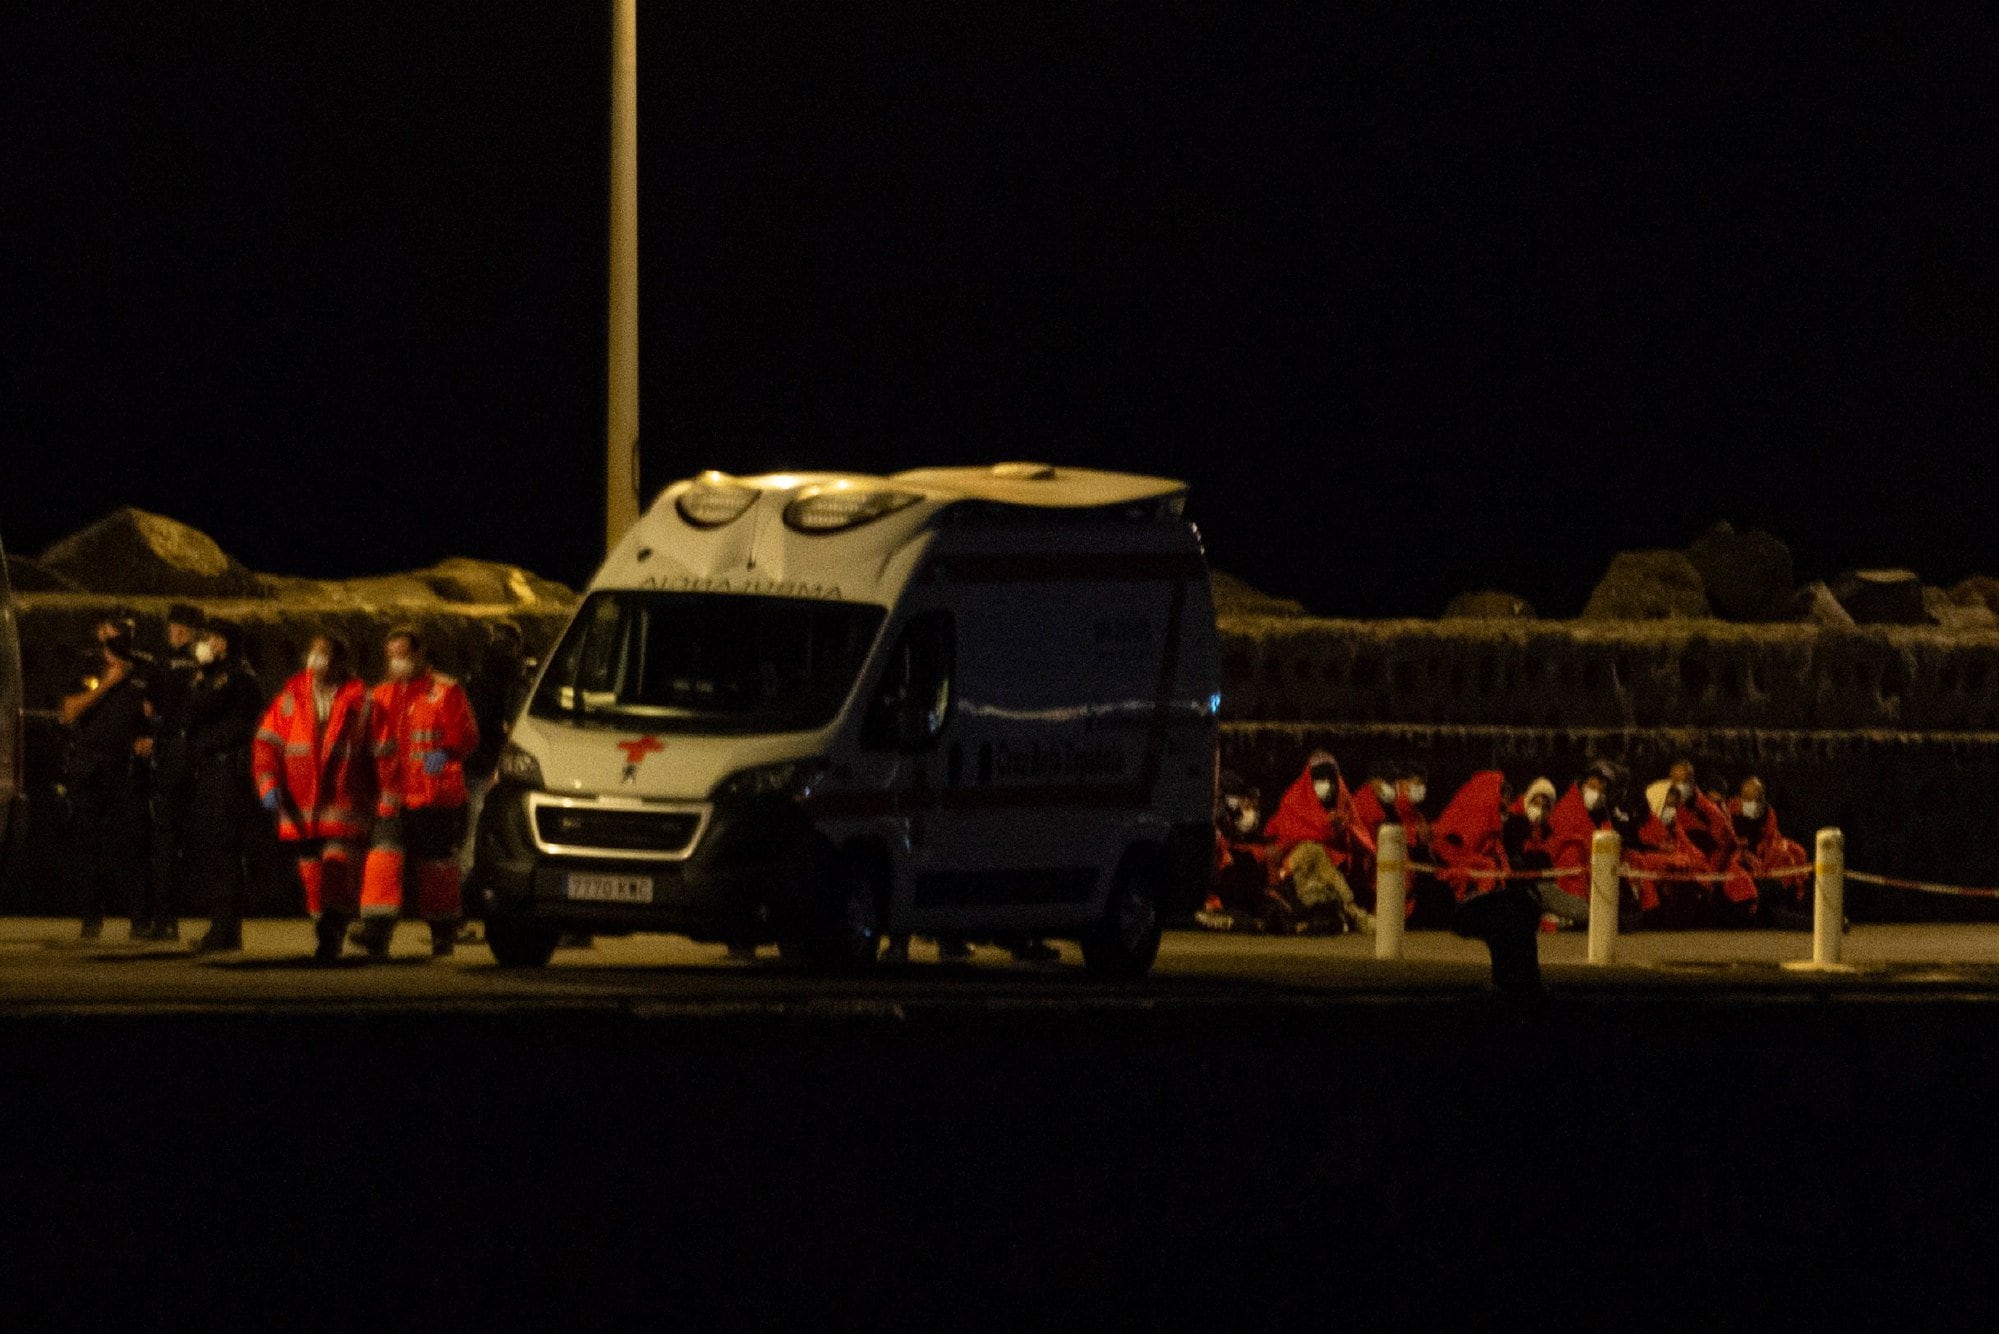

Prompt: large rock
xmin=1830 ymin=569 xmax=1927 ymax=626
xmin=1789 ymin=581 xmax=1855 ymax=627
xmin=1924 ymin=586 xmax=1998 ymax=633
xmin=1441 ymin=590 xmax=1535 ymax=620
xmin=417 ymin=557 xmax=574 ymax=607
xmin=262 ymin=559 xmax=574 ymax=609
xmin=39 ymin=507 xmax=266 ymax=598
xmin=1211 ymin=571 xmax=1305 ymax=618
xmin=1685 ymin=521 xmax=1794 ymax=621
xmin=1581 ymin=550 xmax=1711 ymax=621
xmin=1950 ymin=575 xmax=1999 ymax=617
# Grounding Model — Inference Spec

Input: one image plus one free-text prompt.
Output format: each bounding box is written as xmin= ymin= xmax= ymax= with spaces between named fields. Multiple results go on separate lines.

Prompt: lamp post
xmin=605 ymin=0 xmax=641 ymax=551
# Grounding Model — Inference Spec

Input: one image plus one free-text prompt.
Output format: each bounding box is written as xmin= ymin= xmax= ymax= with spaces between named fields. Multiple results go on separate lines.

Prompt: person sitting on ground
xmin=1202 ymin=770 xmax=1291 ymax=932
xmin=1504 ymin=777 xmax=1584 ymax=931
xmin=1346 ymin=760 xmax=1407 ymax=915
xmin=1431 ymin=770 xmax=1511 ymax=905
xmin=1729 ymin=776 xmax=1812 ymax=926
xmin=1263 ymin=750 xmax=1375 ymax=934
xmin=1659 ymin=760 xmax=1758 ymax=924
xmin=1547 ymin=763 xmax=1618 ymax=914
xmin=1630 ymin=779 xmax=1721 ymax=926
xmin=1661 ymin=759 xmax=1739 ymax=865
xmin=1394 ymin=763 xmax=1448 ymax=923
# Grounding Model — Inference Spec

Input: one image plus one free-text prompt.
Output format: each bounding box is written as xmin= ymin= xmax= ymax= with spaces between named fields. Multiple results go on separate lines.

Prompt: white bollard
xmin=1813 ymin=827 xmax=1844 ymax=967
xmin=1375 ymin=823 xmax=1407 ymax=961
xmin=1588 ymin=829 xmax=1621 ymax=966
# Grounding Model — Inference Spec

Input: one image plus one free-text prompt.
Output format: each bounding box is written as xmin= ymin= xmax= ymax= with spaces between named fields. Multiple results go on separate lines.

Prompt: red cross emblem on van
xmin=616 ymin=735 xmax=664 ymax=784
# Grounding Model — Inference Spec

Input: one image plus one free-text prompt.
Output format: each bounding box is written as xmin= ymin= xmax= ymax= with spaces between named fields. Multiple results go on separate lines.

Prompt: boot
xmin=428 ymin=919 xmax=457 ymax=959
xmin=192 ymin=924 xmax=243 ymax=955
xmin=314 ymin=914 xmax=351 ymax=964
xmin=354 ymin=916 xmax=395 ymax=960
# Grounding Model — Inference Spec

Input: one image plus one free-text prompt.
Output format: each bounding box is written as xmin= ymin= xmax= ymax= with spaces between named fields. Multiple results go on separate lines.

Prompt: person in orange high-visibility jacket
xmin=358 ymin=627 xmax=478 ymax=959
xmin=252 ymin=634 xmax=374 ymax=962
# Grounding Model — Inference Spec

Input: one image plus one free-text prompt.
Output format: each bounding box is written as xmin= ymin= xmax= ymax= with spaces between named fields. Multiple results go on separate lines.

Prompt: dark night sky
xmin=4 ymin=3 xmax=1996 ymax=617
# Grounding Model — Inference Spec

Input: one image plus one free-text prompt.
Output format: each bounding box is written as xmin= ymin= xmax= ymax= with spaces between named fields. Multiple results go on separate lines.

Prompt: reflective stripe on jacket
xmin=252 ymin=672 xmax=374 ymax=842
xmin=370 ymin=670 xmax=478 ymax=815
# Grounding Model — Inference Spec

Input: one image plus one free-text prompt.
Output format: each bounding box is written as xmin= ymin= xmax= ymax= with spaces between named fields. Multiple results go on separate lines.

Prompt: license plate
xmin=565 ymin=873 xmax=654 ymax=904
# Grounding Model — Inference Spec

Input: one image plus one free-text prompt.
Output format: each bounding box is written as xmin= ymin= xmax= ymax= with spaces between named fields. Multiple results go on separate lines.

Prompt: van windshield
xmin=530 ymin=591 xmax=887 ymax=734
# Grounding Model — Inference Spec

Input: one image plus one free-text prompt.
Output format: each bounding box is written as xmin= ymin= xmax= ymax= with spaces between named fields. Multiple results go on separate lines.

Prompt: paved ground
xmin=8 ymin=916 xmax=1999 ymax=1326
xmin=5 ymin=916 xmax=1999 ymax=1012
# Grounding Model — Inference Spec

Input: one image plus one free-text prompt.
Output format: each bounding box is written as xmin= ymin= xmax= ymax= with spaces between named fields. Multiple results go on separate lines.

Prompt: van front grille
xmin=533 ymin=805 xmax=699 ymax=855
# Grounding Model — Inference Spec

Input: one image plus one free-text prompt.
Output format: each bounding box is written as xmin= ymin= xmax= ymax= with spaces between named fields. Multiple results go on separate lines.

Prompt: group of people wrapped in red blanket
xmin=1205 ymin=749 xmax=1812 ymax=935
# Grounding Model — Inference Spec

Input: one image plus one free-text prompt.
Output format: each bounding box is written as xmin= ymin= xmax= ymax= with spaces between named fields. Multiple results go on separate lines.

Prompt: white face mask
xmin=306 ymin=651 xmax=331 ymax=676
xmin=1675 ymin=781 xmax=1695 ymax=801
xmin=1235 ymin=808 xmax=1259 ymax=835
xmin=1582 ymin=787 xmax=1603 ymax=811
xmin=1660 ymin=806 xmax=1678 ymax=825
xmin=386 ymin=656 xmax=415 ymax=681
xmin=1375 ymin=781 xmax=1396 ymax=801
xmin=1740 ymin=800 xmax=1764 ymax=821
xmin=1405 ymin=783 xmax=1426 ymax=805
xmin=1526 ymin=800 xmax=1548 ymax=823
xmin=192 ymin=640 xmax=217 ymax=666
xmin=1311 ymin=779 xmax=1334 ymax=803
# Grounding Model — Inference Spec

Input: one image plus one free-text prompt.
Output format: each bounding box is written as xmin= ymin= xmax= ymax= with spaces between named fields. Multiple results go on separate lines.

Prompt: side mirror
xmin=506 ymin=657 xmax=541 ymax=718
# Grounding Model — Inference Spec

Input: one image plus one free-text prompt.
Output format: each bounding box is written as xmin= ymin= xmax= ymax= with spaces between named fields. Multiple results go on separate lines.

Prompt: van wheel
xmin=779 ymin=853 xmax=883 ymax=969
xmin=1083 ymin=849 xmax=1164 ymax=979
xmin=486 ymin=918 xmax=560 ymax=968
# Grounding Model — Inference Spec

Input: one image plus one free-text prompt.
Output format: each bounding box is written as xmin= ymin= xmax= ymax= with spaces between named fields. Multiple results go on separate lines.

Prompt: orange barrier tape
xmin=1403 ymin=861 xmax=1810 ymax=884
xmin=1842 ymin=869 xmax=1999 ymax=900
xmin=1405 ymin=863 xmax=1572 ymax=882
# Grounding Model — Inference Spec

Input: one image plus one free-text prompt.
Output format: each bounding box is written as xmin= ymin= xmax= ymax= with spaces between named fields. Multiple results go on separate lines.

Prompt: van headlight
xmin=711 ymin=759 xmax=831 ymax=802
xmin=498 ymin=742 xmax=545 ymax=788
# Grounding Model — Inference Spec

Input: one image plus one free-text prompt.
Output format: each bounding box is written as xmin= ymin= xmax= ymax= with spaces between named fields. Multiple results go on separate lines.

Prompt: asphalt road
xmin=6 ymin=917 xmax=1999 ymax=1012
xmin=7 ymin=919 xmax=1999 ymax=1327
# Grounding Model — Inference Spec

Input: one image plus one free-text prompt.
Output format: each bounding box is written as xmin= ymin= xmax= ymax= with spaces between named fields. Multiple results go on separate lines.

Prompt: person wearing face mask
xmin=1547 ymin=764 xmax=1619 ymax=915
xmin=1346 ymin=760 xmax=1407 ymax=915
xmin=1628 ymin=778 xmax=1715 ymax=925
xmin=58 ymin=614 xmax=156 ymax=941
xmin=1264 ymin=749 xmax=1375 ymax=934
xmin=255 ymin=634 xmax=376 ymax=962
xmin=1395 ymin=765 xmax=1452 ymax=925
xmin=181 ymin=619 xmax=263 ymax=953
xmin=359 ymin=628 xmax=479 ymax=959
xmin=1662 ymin=760 xmax=1740 ymax=866
xmin=1204 ymin=770 xmax=1290 ymax=932
xmin=1501 ymin=776 xmax=1581 ymax=930
xmin=134 ymin=603 xmax=205 ymax=942
xmin=1658 ymin=760 xmax=1757 ymax=924
xmin=1729 ymin=776 xmax=1811 ymax=924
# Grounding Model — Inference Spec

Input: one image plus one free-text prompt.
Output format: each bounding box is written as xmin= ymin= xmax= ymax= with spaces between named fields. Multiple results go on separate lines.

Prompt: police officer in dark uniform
xmin=59 ymin=613 xmax=155 ymax=941
xmin=138 ymin=602 xmax=205 ymax=942
xmin=183 ymin=617 xmax=262 ymax=954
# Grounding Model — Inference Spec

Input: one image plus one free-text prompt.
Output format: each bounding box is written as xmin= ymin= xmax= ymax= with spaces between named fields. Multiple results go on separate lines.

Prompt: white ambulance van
xmin=472 ymin=463 xmax=1219 ymax=975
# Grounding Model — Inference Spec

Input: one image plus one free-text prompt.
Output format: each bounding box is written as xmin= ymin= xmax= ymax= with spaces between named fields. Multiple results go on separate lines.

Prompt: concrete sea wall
xmin=1217 ymin=616 xmax=1999 ymax=919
